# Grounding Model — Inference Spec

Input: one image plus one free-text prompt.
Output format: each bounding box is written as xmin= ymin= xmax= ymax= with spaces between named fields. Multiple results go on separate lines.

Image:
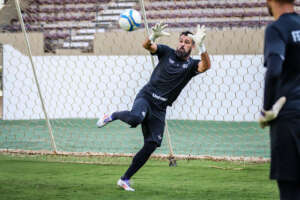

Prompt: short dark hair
xmin=180 ymin=31 xmax=195 ymax=44
xmin=180 ymin=31 xmax=193 ymax=37
xmin=274 ymin=0 xmax=295 ymax=3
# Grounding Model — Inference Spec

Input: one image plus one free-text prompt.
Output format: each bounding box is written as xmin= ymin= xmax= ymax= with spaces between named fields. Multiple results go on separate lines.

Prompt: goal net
xmin=2 ymin=0 xmax=298 ymax=161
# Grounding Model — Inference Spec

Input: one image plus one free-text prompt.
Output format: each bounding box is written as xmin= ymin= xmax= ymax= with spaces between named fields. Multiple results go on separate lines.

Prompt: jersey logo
xmin=169 ymin=58 xmax=175 ymax=64
xmin=291 ymin=30 xmax=300 ymax=42
xmin=158 ymin=135 xmax=162 ymax=140
xmin=169 ymin=58 xmax=188 ymax=68
xmin=152 ymin=93 xmax=167 ymax=102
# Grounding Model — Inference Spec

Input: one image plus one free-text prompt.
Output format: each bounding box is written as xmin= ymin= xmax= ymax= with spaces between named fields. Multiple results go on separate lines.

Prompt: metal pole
xmin=15 ymin=0 xmax=57 ymax=152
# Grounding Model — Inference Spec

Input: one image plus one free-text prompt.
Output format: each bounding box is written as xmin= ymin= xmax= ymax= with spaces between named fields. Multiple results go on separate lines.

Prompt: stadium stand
xmin=0 ymin=0 xmax=299 ymax=53
xmin=22 ymin=0 xmax=137 ymax=52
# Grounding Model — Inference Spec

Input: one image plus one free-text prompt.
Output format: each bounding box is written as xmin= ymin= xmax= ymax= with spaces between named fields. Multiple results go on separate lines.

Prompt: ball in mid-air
xmin=119 ymin=9 xmax=142 ymax=31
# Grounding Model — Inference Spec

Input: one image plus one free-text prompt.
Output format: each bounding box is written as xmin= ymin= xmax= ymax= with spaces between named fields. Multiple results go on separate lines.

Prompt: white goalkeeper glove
xmin=259 ymin=96 xmax=286 ymax=129
xmin=149 ymin=22 xmax=170 ymax=43
xmin=188 ymin=25 xmax=206 ymax=54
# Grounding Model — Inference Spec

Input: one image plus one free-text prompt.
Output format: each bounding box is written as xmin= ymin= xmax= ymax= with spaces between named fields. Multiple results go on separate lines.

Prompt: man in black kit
xmin=259 ymin=0 xmax=300 ymax=199
xmin=97 ymin=23 xmax=211 ymax=191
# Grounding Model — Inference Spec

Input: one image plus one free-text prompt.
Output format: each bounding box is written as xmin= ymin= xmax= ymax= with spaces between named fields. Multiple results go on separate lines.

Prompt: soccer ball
xmin=118 ymin=9 xmax=142 ymax=31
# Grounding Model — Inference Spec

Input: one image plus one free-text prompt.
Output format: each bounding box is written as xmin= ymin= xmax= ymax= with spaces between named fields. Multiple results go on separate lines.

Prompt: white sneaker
xmin=117 ymin=179 xmax=135 ymax=191
xmin=96 ymin=114 xmax=112 ymax=128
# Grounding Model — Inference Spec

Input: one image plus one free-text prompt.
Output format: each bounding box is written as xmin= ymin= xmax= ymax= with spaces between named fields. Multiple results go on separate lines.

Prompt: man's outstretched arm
xmin=142 ymin=22 xmax=169 ymax=54
xmin=142 ymin=38 xmax=157 ymax=54
xmin=197 ymin=52 xmax=211 ymax=73
xmin=188 ymin=25 xmax=211 ymax=73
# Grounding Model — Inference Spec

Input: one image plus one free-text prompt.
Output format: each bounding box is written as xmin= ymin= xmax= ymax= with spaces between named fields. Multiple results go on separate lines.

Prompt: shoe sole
xmin=97 ymin=123 xmax=107 ymax=128
xmin=117 ymin=180 xmax=135 ymax=191
xmin=96 ymin=119 xmax=110 ymax=128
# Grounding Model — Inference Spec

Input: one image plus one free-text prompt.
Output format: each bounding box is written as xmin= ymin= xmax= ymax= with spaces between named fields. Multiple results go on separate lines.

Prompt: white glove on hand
xmin=149 ymin=22 xmax=170 ymax=43
xmin=188 ymin=25 xmax=206 ymax=54
xmin=259 ymin=97 xmax=286 ymax=129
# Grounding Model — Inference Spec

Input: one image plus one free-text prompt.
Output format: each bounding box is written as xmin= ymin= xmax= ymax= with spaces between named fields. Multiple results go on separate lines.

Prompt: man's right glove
xmin=149 ymin=22 xmax=170 ymax=43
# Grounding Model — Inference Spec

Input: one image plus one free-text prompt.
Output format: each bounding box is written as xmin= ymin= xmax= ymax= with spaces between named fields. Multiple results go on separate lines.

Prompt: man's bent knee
xmin=128 ymin=113 xmax=143 ymax=127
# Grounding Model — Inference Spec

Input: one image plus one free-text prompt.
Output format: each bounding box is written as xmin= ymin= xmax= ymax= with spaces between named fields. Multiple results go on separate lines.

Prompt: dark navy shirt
xmin=263 ymin=12 xmax=300 ymax=118
xmin=137 ymin=44 xmax=201 ymax=110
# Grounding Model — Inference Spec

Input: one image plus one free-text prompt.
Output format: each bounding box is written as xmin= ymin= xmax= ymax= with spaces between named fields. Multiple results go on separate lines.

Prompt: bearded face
xmin=175 ymin=46 xmax=192 ymax=60
xmin=175 ymin=35 xmax=194 ymax=60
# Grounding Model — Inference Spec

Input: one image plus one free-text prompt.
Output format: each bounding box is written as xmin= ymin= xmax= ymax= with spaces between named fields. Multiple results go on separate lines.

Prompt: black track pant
xmin=121 ymin=141 xmax=157 ymax=180
xmin=277 ymin=181 xmax=300 ymax=200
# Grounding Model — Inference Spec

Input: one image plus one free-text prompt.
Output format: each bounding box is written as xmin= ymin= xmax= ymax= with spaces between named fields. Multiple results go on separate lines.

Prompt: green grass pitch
xmin=0 ymin=154 xmax=278 ymax=200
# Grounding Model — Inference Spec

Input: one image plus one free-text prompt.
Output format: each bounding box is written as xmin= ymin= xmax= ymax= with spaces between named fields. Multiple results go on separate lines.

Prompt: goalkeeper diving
xmin=97 ymin=23 xmax=211 ymax=191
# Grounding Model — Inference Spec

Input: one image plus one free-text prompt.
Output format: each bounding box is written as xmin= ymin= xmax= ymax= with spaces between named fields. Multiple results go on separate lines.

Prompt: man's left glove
xmin=188 ymin=25 xmax=206 ymax=54
xmin=259 ymin=97 xmax=286 ymax=129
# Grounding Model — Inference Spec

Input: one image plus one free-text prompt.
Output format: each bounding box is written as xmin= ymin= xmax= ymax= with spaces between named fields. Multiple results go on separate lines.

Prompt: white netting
xmin=3 ymin=45 xmax=264 ymax=121
xmin=3 ymin=0 xmax=299 ymax=159
xmin=1 ymin=43 xmax=269 ymax=158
